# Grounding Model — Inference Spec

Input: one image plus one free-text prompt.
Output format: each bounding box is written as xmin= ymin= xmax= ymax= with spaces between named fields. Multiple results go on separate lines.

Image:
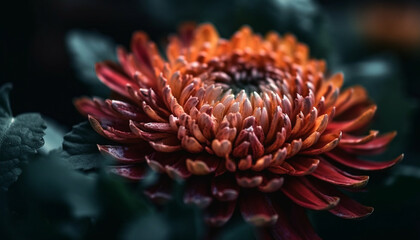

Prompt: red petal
xmin=300 ymin=131 xmax=341 ymax=155
xmin=283 ymin=157 xmax=320 ymax=176
xmin=149 ymin=136 xmax=182 ymax=152
xmin=281 ymin=177 xmax=340 ymax=210
xmin=340 ymin=131 xmax=397 ymax=155
xmin=184 ymin=176 xmax=212 ymax=208
xmin=339 ymin=130 xmax=379 ymax=145
xmin=335 ymin=86 xmax=368 ymax=116
xmin=178 ymin=22 xmax=196 ymax=46
xmin=330 ymin=194 xmax=374 ymax=219
xmin=111 ymin=100 xmax=147 ymax=121
xmin=96 ymin=62 xmax=137 ymax=98
xmin=268 ymin=195 xmax=321 ymax=240
xmin=325 ymin=149 xmax=403 ymax=171
xmin=131 ymin=32 xmax=156 ymax=80
xmin=311 ymin=158 xmax=369 ymax=188
xmin=239 ymin=190 xmax=278 ymax=226
xmin=205 ymin=199 xmax=236 ymax=226
xmin=117 ymin=47 xmax=131 ymax=76
xmin=98 ymin=144 xmax=150 ymax=163
xmin=316 ymin=182 xmax=374 ymax=219
xmin=211 ymin=173 xmax=239 ymax=201
xmin=141 ymin=122 xmax=177 ymax=133
xmin=328 ymin=105 xmax=376 ymax=132
xmin=88 ymin=115 xmax=138 ymax=143
xmin=108 ymin=164 xmax=148 ymax=180
xmin=74 ymin=97 xmax=110 ymax=119
xmin=129 ymin=120 xmax=174 ymax=141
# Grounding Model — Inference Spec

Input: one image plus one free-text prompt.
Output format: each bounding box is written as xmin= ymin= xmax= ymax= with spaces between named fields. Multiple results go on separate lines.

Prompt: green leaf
xmin=62 ymin=121 xmax=111 ymax=171
xmin=219 ymin=222 xmax=255 ymax=240
xmin=39 ymin=116 xmax=67 ymax=154
xmin=66 ymin=30 xmax=117 ymax=96
xmin=0 ymin=83 xmax=46 ymax=191
xmin=24 ymin=150 xmax=101 ymax=218
xmin=385 ymin=163 xmax=420 ymax=185
xmin=122 ymin=213 xmax=169 ymax=240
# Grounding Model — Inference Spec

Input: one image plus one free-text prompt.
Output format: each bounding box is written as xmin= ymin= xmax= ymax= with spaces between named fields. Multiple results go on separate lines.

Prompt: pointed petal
xmin=283 ymin=157 xmax=320 ymax=176
xmin=340 ymin=131 xmax=397 ymax=155
xmin=131 ymin=32 xmax=155 ymax=79
xmin=96 ymin=62 xmax=136 ymax=98
xmin=311 ymin=158 xmax=369 ymax=188
xmin=269 ymin=195 xmax=321 ymax=240
xmin=142 ymin=122 xmax=177 ymax=133
xmin=98 ymin=144 xmax=150 ymax=163
xmin=335 ymin=86 xmax=368 ymax=116
xmin=328 ymin=105 xmax=376 ymax=132
xmin=108 ymin=164 xmax=149 ymax=180
xmin=111 ymin=100 xmax=147 ymax=121
xmin=281 ymin=177 xmax=340 ymax=210
xmin=75 ymin=97 xmax=111 ymax=119
xmin=329 ymin=193 xmax=374 ymax=219
xmin=88 ymin=115 xmax=138 ymax=143
xmin=316 ymin=181 xmax=374 ymax=219
xmin=300 ymin=132 xmax=341 ymax=155
xmin=149 ymin=136 xmax=182 ymax=152
xmin=325 ymin=150 xmax=403 ymax=171
xmin=339 ymin=130 xmax=379 ymax=145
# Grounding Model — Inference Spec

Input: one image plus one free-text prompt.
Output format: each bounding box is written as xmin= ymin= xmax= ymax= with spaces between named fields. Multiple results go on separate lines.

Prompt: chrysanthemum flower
xmin=75 ymin=23 xmax=403 ymax=239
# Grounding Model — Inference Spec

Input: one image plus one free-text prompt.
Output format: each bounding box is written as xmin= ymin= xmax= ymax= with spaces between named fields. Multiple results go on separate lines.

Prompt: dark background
xmin=1 ymin=0 xmax=420 ymax=239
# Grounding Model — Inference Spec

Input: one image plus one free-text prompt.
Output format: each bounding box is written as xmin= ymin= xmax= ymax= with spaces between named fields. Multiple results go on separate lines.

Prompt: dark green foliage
xmin=0 ymin=84 xmax=46 ymax=191
xmin=39 ymin=117 xmax=67 ymax=154
xmin=66 ymin=31 xmax=117 ymax=97
xmin=219 ymin=223 xmax=255 ymax=240
xmin=62 ymin=121 xmax=112 ymax=171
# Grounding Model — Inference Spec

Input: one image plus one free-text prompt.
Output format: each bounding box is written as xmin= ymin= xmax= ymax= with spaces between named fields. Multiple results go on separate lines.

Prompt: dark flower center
xmin=187 ymin=55 xmax=288 ymax=96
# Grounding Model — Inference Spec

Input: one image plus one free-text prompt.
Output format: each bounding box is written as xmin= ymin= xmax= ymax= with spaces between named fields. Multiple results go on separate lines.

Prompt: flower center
xmin=211 ymin=64 xmax=284 ymax=95
xmin=187 ymin=55 xmax=287 ymax=96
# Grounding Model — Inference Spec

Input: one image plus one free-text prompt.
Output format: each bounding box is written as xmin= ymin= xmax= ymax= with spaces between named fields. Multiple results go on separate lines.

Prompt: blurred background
xmin=1 ymin=0 xmax=420 ymax=239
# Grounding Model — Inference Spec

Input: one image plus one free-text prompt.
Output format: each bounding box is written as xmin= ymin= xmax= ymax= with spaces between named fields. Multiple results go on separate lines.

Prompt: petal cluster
xmin=76 ymin=23 xmax=402 ymax=239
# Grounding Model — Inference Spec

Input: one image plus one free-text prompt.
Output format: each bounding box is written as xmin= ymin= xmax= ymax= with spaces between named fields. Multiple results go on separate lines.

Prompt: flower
xmin=75 ymin=23 xmax=403 ymax=239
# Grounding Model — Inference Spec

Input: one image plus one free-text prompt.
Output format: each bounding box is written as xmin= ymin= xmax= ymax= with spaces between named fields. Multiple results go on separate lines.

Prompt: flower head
xmin=76 ymin=23 xmax=403 ymax=239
